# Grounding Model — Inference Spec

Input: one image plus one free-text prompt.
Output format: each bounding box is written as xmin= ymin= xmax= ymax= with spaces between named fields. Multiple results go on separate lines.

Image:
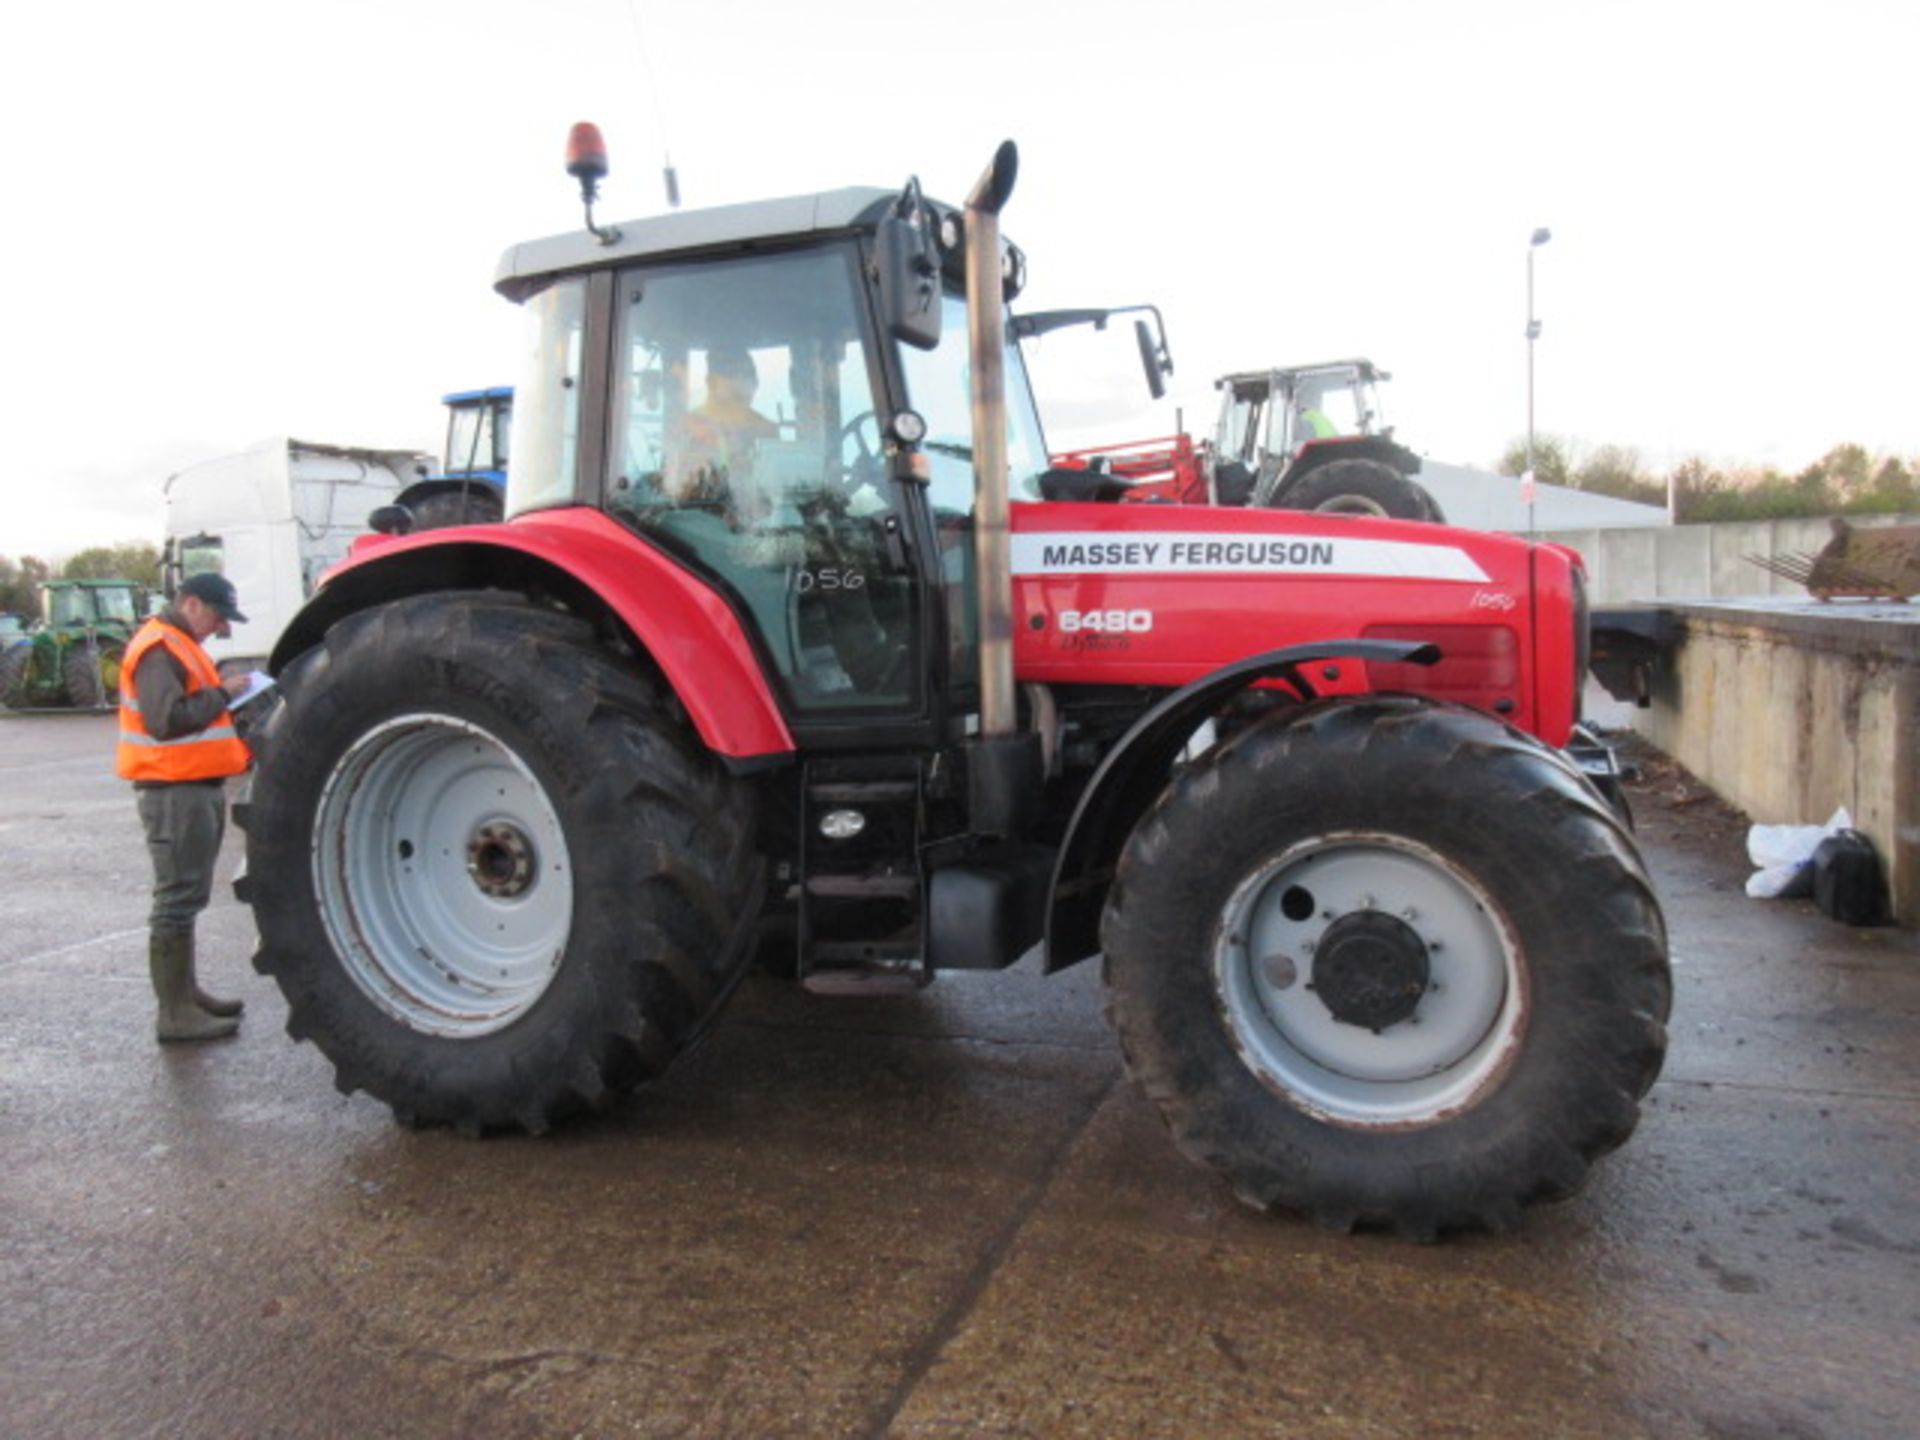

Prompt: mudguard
xmin=1043 ymin=638 xmax=1437 ymax=973
xmin=269 ymin=507 xmax=794 ymax=765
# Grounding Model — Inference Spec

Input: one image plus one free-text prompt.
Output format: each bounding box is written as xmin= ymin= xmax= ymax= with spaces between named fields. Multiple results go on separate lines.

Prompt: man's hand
xmin=221 ymin=674 xmax=251 ymax=699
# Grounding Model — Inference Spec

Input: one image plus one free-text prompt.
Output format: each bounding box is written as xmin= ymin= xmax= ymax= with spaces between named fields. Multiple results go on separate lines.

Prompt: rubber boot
xmin=182 ymin=926 xmax=244 ymax=1018
xmin=150 ymin=932 xmax=239 ymax=1043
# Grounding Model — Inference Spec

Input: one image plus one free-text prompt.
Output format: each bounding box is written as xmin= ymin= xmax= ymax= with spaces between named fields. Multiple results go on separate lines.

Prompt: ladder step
xmin=801 ymin=967 xmax=926 ymax=996
xmin=806 ymin=940 xmax=921 ymax=965
xmin=804 ymin=873 xmax=918 ymax=899
xmin=807 ymin=780 xmax=918 ymax=804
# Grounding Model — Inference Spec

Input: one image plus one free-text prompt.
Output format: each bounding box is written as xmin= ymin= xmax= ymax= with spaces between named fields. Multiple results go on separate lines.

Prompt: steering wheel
xmin=836 ymin=410 xmax=883 ymax=494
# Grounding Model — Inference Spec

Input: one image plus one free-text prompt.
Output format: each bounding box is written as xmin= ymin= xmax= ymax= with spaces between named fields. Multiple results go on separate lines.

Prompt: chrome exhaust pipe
xmin=965 ymin=141 xmax=1018 ymax=738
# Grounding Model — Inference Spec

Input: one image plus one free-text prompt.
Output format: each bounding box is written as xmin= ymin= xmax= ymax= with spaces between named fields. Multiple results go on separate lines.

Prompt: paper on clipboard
xmin=231 ymin=671 xmax=277 ymax=709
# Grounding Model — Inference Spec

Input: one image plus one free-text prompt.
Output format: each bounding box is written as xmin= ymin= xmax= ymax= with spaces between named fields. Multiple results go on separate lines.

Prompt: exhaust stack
xmin=965 ymin=140 xmax=1019 ymax=738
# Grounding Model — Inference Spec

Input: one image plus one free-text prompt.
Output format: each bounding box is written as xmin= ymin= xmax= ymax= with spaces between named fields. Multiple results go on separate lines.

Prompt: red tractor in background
xmin=238 ymin=135 xmax=1667 ymax=1238
xmin=1026 ymin=309 xmax=1438 ymax=521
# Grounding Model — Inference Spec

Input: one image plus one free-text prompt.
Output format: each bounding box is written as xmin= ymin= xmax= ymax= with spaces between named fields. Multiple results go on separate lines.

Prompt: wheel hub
xmin=1212 ymin=835 xmax=1524 ymax=1124
xmin=313 ymin=713 xmax=574 ymax=1038
xmin=467 ymin=820 xmax=536 ymax=899
xmin=1311 ymin=910 xmax=1430 ymax=1032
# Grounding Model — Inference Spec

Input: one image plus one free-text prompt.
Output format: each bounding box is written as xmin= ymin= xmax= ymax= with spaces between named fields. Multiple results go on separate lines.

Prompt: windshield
xmin=1216 ymin=384 xmax=1269 ymax=467
xmin=900 ymin=293 xmax=1050 ymax=508
xmin=447 ymin=397 xmax=510 ymax=475
xmin=898 ymin=291 xmax=1050 ymax=695
xmin=605 ymin=244 xmax=917 ymax=714
xmin=48 ymin=585 xmax=136 ymax=626
xmin=94 ymin=587 xmax=139 ymax=623
xmin=1272 ymin=366 xmax=1378 ymax=451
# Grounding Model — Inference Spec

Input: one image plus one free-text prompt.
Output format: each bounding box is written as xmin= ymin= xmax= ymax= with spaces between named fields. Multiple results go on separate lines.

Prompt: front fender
xmin=1043 ymin=637 xmax=1437 ymax=972
xmin=271 ymin=507 xmax=794 ymax=766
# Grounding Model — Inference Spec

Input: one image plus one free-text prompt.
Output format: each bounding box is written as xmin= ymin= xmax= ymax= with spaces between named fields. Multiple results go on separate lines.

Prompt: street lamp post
xmin=1525 ymin=226 xmax=1551 ymax=534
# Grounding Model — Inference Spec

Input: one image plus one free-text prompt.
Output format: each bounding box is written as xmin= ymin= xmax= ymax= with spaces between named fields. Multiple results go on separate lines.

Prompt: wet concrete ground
xmin=2 ymin=712 xmax=1916 ymax=1439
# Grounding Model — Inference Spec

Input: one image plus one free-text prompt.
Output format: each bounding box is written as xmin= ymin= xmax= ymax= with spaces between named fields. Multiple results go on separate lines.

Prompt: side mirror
xmin=877 ymin=181 xmax=942 ymax=351
xmin=1135 ymin=319 xmax=1167 ymax=401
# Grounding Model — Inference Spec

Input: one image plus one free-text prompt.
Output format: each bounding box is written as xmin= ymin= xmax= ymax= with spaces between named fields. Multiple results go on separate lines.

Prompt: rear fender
xmin=1276 ymin=435 xmax=1422 ymax=491
xmin=1044 ymin=637 xmax=1437 ymax=972
xmin=269 ymin=507 xmax=794 ymax=767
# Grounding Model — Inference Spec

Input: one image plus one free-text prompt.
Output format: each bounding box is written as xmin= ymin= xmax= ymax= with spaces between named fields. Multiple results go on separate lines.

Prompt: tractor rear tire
xmin=408 ymin=489 xmax=504 ymax=531
xmin=1280 ymin=458 xmax=1437 ymax=522
xmin=1100 ymin=694 xmax=1669 ymax=1238
xmin=238 ymin=592 xmax=764 ymax=1133
xmin=63 ymin=640 xmax=113 ymax=709
xmin=0 ymin=643 xmax=33 ymax=709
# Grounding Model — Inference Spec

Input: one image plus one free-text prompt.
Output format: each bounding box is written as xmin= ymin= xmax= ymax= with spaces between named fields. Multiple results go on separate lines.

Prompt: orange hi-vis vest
xmin=116 ymin=619 xmax=251 ymax=782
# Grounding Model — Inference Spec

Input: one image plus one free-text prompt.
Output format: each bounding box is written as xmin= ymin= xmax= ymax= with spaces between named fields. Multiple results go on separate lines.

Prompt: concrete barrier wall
xmin=1539 ymin=514 xmax=1920 ymax=606
xmin=1630 ymin=603 xmax=1919 ymax=926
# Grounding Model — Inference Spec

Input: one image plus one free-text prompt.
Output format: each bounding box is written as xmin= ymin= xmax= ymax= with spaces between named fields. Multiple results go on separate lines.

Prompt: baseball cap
xmin=179 ymin=572 xmax=248 ymax=624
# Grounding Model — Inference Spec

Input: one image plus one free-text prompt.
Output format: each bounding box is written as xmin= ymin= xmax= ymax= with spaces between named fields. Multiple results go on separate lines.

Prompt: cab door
xmin=600 ymin=243 xmax=929 ymax=740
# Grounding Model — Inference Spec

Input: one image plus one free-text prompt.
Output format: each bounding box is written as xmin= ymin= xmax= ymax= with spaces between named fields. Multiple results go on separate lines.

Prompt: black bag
xmin=1811 ymin=829 xmax=1890 ymax=926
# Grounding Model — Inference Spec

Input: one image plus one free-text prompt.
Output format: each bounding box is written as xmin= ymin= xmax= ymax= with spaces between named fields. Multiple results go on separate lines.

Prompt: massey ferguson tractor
xmin=1036 ymin=326 xmax=1440 ymax=522
xmin=238 ymin=134 xmax=1669 ymax=1238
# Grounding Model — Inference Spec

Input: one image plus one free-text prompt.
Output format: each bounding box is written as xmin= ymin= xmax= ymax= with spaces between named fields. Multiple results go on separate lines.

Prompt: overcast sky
xmin=3 ymin=0 xmax=1913 ymax=559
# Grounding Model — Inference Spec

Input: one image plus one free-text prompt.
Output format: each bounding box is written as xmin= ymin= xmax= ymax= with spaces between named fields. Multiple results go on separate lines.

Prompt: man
xmin=671 ymin=346 xmax=781 ymax=511
xmin=1294 ymin=391 xmax=1338 ymax=443
xmin=117 ymin=572 xmax=254 ymax=1042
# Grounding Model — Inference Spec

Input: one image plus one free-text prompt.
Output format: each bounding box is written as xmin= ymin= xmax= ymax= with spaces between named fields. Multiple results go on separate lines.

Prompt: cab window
xmin=605 ymin=245 xmax=917 ymax=715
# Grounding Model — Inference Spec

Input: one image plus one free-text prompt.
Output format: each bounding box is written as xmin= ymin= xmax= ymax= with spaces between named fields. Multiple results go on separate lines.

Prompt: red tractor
xmin=1027 ymin=313 xmax=1438 ymax=521
xmin=238 ymin=136 xmax=1668 ymax=1237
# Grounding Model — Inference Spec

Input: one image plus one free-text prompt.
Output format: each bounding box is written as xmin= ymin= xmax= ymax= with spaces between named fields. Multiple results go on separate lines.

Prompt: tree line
xmin=1496 ymin=440 xmax=1920 ymax=524
xmin=0 ymin=543 xmax=161 ymax=620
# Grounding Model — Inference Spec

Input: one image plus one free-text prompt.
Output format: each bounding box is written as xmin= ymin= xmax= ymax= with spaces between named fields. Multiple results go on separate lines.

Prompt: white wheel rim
xmin=1316 ymin=495 xmax=1390 ymax=517
xmin=313 ymin=713 xmax=573 ymax=1037
xmin=1213 ymin=832 xmax=1526 ymax=1126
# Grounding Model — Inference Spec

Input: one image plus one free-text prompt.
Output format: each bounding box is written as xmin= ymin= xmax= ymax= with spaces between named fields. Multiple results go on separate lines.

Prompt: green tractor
xmin=0 ymin=579 xmax=144 ymax=711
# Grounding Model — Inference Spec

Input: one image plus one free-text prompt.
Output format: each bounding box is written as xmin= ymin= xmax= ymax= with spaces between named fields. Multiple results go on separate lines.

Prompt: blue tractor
xmin=392 ymin=386 xmax=512 ymax=529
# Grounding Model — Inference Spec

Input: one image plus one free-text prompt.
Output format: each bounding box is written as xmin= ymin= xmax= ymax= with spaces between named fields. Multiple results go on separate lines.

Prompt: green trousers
xmin=136 ymin=781 xmax=227 ymax=936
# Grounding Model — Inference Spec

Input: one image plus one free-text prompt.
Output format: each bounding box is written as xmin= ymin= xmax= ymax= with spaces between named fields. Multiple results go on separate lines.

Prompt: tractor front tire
xmin=408 ymin=489 xmax=504 ymax=531
xmin=62 ymin=640 xmax=113 ymax=709
xmin=1100 ymin=695 xmax=1669 ymax=1238
xmin=239 ymin=593 xmax=763 ymax=1133
xmin=1280 ymin=457 xmax=1438 ymax=522
xmin=0 ymin=644 xmax=33 ymax=709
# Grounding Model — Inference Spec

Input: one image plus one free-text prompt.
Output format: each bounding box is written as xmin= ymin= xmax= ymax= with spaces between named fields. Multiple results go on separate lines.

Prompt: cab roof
xmin=494 ymin=187 xmax=901 ymax=302
xmin=1217 ymin=359 xmax=1388 ymax=395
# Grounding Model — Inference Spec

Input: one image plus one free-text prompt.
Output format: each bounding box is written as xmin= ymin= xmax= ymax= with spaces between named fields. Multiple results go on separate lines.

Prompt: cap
xmin=178 ymin=572 xmax=248 ymax=624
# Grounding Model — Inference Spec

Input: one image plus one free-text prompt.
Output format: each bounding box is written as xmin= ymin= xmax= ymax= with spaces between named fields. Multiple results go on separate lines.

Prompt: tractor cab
xmin=1211 ymin=359 xmax=1435 ymax=520
xmin=497 ymin=177 xmax=1045 ymax=741
xmin=1216 ymin=359 xmax=1387 ymax=460
xmin=45 ymin=578 xmax=141 ymax=630
xmin=443 ymin=386 xmax=513 ymax=484
xmin=382 ymin=387 xmax=517 ymax=531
